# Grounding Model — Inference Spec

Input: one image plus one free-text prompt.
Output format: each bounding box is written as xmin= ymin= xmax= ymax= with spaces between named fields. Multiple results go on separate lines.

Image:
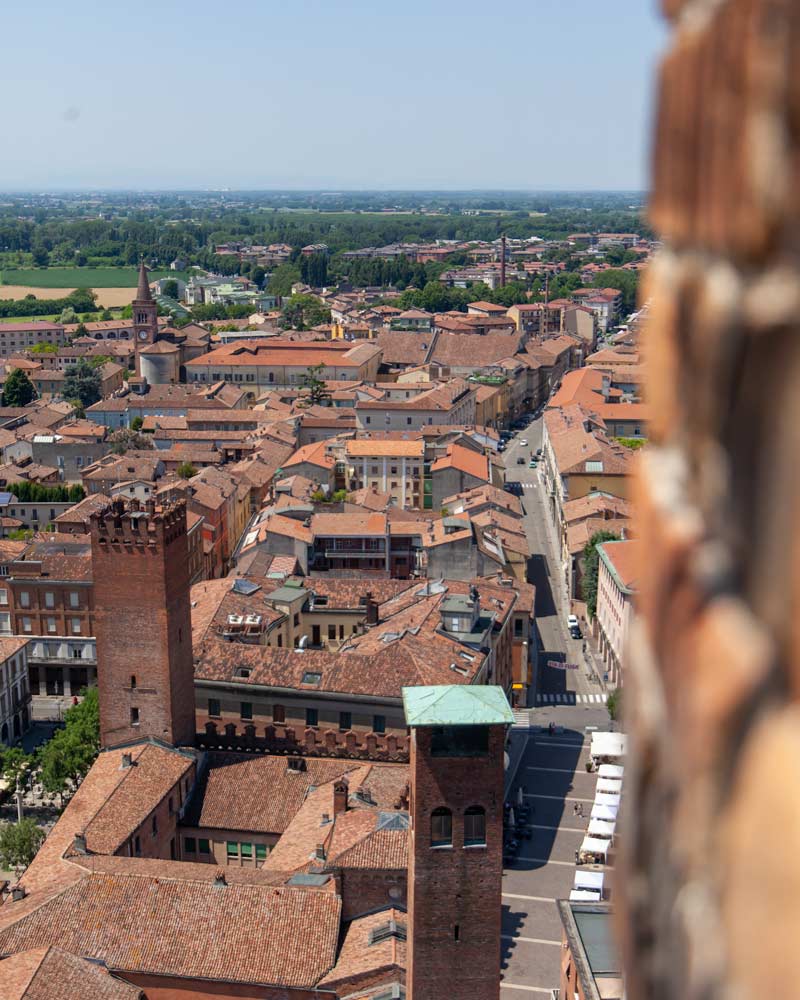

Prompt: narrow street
xmin=500 ymin=416 xmax=615 ymax=994
xmin=504 ymin=415 xmax=606 ymax=710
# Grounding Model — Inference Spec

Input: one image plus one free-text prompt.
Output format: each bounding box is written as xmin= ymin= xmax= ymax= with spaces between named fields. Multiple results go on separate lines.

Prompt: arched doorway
xmin=13 ymin=714 xmax=21 ymax=739
xmin=1 ymin=722 xmax=8 ymax=744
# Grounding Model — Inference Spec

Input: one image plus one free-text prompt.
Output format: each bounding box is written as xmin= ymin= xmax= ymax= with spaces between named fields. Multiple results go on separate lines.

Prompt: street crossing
xmin=536 ymin=692 xmax=607 ymax=705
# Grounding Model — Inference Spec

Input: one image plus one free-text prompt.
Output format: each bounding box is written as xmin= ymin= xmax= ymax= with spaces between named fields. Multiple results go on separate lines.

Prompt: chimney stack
xmin=333 ymin=778 xmax=349 ymax=816
xmin=365 ymin=591 xmax=379 ymax=626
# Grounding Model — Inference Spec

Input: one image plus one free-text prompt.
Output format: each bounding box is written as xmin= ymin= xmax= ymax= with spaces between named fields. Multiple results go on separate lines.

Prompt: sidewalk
xmin=504 ymin=726 xmax=530 ymax=801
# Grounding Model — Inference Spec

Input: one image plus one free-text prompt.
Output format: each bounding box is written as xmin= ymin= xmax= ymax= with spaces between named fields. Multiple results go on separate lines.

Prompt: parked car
xmin=568 ymin=614 xmax=579 ymax=629
xmin=536 ymin=448 xmax=542 ymax=458
xmin=570 ymin=624 xmax=582 ymax=640
xmin=529 ymin=459 xmax=537 ymax=468
xmin=516 ymin=456 xmax=525 ymax=465
xmin=519 ymin=438 xmax=528 ymax=446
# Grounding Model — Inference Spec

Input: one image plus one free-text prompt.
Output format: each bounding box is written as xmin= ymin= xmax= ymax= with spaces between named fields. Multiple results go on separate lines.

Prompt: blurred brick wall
xmin=623 ymin=1 xmax=800 ymax=997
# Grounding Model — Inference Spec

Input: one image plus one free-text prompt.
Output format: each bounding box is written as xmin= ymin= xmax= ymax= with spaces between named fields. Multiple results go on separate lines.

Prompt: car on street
xmin=536 ymin=448 xmax=542 ymax=458
xmin=519 ymin=438 xmax=527 ymax=446
xmin=516 ymin=456 xmax=525 ymax=465
xmin=529 ymin=459 xmax=537 ymax=468
xmin=568 ymin=614 xmax=579 ymax=629
xmin=569 ymin=624 xmax=582 ymax=640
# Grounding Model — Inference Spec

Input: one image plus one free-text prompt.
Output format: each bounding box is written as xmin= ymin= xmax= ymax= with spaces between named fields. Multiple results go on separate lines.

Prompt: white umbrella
xmin=508 ymin=806 xmax=516 ymax=827
xmin=517 ymin=786 xmax=524 ymax=808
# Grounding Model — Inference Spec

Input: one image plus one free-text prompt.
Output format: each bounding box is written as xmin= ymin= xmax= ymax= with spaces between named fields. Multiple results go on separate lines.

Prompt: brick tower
xmin=89 ymin=498 xmax=195 ymax=748
xmin=403 ymin=685 xmax=512 ymax=1000
xmin=132 ymin=261 xmax=159 ymax=375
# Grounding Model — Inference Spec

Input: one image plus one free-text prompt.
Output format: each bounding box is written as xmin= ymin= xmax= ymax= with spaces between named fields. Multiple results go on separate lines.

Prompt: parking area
xmin=501 ymin=724 xmax=603 ymax=995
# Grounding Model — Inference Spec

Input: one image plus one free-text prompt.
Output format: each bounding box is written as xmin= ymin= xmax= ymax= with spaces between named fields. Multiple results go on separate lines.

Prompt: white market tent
xmin=594 ymin=792 xmax=621 ymax=808
xmin=598 ymin=764 xmax=624 ymax=779
xmin=570 ymin=888 xmax=601 ymax=902
xmin=579 ymin=837 xmax=610 ymax=861
xmin=597 ymin=777 xmax=622 ymax=794
xmin=591 ymin=732 xmax=627 ymax=761
xmin=591 ymin=803 xmax=618 ymax=822
xmin=588 ymin=818 xmax=616 ymax=839
xmin=574 ymin=868 xmax=606 ymax=892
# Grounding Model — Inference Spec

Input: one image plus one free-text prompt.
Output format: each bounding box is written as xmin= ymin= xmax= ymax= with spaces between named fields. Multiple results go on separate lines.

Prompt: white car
xmin=519 ymin=438 xmax=528 ymax=446
xmin=568 ymin=614 xmax=579 ymax=629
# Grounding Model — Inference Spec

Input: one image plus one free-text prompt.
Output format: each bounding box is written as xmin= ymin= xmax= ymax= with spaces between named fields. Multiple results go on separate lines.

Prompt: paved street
xmin=500 ymin=712 xmax=612 ymax=995
xmin=500 ymin=418 xmax=615 ymax=994
xmin=503 ymin=415 xmax=605 ymax=709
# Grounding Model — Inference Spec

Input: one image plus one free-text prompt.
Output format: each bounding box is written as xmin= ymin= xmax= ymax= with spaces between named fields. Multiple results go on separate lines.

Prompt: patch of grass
xmin=616 ymin=437 xmax=647 ymax=450
xmin=1 ymin=267 xmax=189 ymax=288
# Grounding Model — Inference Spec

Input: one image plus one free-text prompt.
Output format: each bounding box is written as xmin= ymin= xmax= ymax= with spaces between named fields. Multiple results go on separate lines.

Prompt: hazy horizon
xmin=2 ymin=1 xmax=666 ymax=190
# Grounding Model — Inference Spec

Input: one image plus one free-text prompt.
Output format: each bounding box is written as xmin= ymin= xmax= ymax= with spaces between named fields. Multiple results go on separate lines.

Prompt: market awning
xmin=575 ymin=868 xmax=606 ymax=890
xmin=591 ymin=803 xmax=619 ymax=822
xmin=594 ymin=792 xmax=621 ymax=807
xmin=570 ymin=888 xmax=601 ymax=902
xmin=579 ymin=837 xmax=610 ymax=859
xmin=588 ymin=818 xmax=616 ymax=839
xmin=591 ymin=731 xmax=627 ymax=760
xmin=597 ymin=777 xmax=622 ymax=794
xmin=598 ymin=764 xmax=624 ymax=779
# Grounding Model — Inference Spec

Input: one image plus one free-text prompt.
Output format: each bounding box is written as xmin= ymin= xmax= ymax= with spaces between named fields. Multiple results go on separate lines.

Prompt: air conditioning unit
xmin=227 ymin=614 xmax=243 ymax=626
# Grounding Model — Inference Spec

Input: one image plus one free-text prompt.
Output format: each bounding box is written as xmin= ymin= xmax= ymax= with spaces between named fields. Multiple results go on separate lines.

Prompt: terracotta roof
xmin=430 ymin=443 xmax=489 ymax=481
xmin=283 ymin=440 xmax=335 ymax=471
xmin=186 ymin=340 xmax=381 ymax=370
xmin=0 ymin=637 xmax=29 ymax=662
xmin=0 ymin=875 xmax=340 ymax=989
xmin=598 ymin=539 xmax=639 ymax=592
xmin=80 ymin=745 xmax=195 ymax=855
xmin=0 ymin=947 xmax=143 ymax=1000
xmin=429 ymin=331 xmax=522 ymax=368
xmin=183 ymin=753 xmax=366 ymax=834
xmin=311 ymin=511 xmax=387 ymax=537
xmin=318 ymin=907 xmax=406 ymax=992
xmin=345 ymin=439 xmax=424 ymax=459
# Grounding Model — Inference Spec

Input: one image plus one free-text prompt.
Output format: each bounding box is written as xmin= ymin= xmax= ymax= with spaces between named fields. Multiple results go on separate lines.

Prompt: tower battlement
xmin=89 ymin=498 xmax=187 ymax=549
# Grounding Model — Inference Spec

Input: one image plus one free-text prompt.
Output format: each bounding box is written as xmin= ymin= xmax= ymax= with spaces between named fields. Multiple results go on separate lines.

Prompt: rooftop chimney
xmin=365 ymin=591 xmax=379 ymax=626
xmin=315 ymin=843 xmax=326 ymax=862
xmin=213 ymin=870 xmax=227 ymax=887
xmin=11 ymin=886 xmax=25 ymax=902
xmin=73 ymin=833 xmax=88 ymax=854
xmin=333 ymin=778 xmax=349 ymax=816
xmin=121 ymin=753 xmax=133 ymax=769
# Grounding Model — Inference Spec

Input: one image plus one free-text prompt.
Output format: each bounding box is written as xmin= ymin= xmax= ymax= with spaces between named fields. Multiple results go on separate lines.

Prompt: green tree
xmin=107 ymin=428 xmax=153 ymax=453
xmin=250 ymin=265 xmax=266 ymax=288
xmin=101 ymin=309 xmax=113 ymax=321
xmin=3 ymin=368 xmax=36 ymax=407
xmin=58 ymin=306 xmax=77 ymax=324
xmin=37 ymin=688 xmax=100 ymax=799
xmin=29 ymin=342 xmax=59 ymax=355
xmin=130 ymin=416 xmax=144 ymax=432
xmin=0 ymin=819 xmax=45 ymax=870
xmin=592 ymin=269 xmax=639 ymax=314
xmin=161 ymin=278 xmax=179 ymax=300
xmin=0 ymin=746 xmax=33 ymax=789
xmin=581 ymin=530 xmax=620 ymax=618
xmin=298 ymin=363 xmax=331 ymax=405
xmin=267 ymin=262 xmax=302 ymax=296
xmin=281 ymin=294 xmax=331 ymax=330
xmin=62 ymin=360 xmax=102 ymax=407
xmin=177 ymin=461 xmax=197 ymax=479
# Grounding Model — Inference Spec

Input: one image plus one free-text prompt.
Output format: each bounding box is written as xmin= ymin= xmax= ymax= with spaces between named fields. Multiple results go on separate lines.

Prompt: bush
xmin=607 ymin=687 xmax=623 ymax=722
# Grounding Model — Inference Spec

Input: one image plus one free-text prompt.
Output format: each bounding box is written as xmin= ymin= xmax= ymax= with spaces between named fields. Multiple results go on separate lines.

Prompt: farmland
xmin=0 ymin=267 xmax=187 ymax=288
xmin=0 ymin=284 xmax=136 ymax=309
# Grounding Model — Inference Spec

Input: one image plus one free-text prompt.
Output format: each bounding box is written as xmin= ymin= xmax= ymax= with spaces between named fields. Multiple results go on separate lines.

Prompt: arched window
xmin=464 ymin=806 xmax=486 ymax=846
xmin=431 ymin=807 xmax=452 ymax=847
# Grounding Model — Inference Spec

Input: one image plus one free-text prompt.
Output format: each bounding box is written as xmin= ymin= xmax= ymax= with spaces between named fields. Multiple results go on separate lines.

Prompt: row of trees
xmin=3 ymin=361 xmax=103 ymax=410
xmin=0 ymin=288 xmax=98 ymax=320
xmin=7 ymin=481 xmax=84 ymax=503
xmin=0 ymin=689 xmax=100 ymax=869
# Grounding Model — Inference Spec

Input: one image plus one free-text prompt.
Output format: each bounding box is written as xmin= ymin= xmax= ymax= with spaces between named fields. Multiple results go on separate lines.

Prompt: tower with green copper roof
xmin=403 ymin=684 xmax=511 ymax=1000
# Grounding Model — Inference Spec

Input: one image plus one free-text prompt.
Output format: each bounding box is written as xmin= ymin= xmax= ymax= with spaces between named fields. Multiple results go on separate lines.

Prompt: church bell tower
xmin=132 ymin=261 xmax=159 ymax=375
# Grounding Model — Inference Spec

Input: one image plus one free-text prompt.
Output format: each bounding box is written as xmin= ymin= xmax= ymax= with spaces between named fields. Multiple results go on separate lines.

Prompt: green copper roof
xmin=402 ymin=685 xmax=513 ymax=727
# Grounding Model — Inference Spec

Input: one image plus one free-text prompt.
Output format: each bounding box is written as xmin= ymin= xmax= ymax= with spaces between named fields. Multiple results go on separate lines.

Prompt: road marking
xmin=501 ymin=934 xmax=561 ymax=946
xmin=524 ymin=765 xmax=588 ymax=774
xmin=512 ymin=855 xmax=574 ymax=867
xmin=501 ymin=985 xmax=552 ymax=994
xmin=527 ymin=823 xmax=587 ymax=833
xmin=502 ymin=892 xmax=556 ymax=903
xmin=524 ymin=793 xmax=594 ymax=802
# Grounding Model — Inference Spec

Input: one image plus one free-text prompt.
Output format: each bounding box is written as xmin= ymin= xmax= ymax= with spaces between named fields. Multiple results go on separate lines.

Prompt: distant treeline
xmin=0 ymin=288 xmax=98 ymax=318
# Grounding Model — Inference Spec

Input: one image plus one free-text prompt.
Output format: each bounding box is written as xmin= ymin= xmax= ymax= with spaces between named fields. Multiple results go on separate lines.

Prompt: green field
xmin=0 ymin=267 xmax=189 ymax=288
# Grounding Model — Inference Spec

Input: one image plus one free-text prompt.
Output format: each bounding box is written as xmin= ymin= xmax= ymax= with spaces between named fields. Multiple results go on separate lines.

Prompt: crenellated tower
xmin=89 ymin=498 xmax=195 ymax=748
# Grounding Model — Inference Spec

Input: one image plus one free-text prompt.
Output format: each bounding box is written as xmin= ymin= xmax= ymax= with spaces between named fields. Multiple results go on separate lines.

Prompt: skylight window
xmin=301 ymin=671 xmax=322 ymax=685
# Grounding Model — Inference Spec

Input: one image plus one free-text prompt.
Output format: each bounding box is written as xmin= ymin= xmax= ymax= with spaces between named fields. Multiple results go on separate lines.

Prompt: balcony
xmin=28 ymin=639 xmax=97 ymax=665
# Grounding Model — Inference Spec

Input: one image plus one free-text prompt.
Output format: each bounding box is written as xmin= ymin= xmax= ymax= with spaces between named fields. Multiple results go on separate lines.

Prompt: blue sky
xmin=1 ymin=1 xmax=667 ymax=190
